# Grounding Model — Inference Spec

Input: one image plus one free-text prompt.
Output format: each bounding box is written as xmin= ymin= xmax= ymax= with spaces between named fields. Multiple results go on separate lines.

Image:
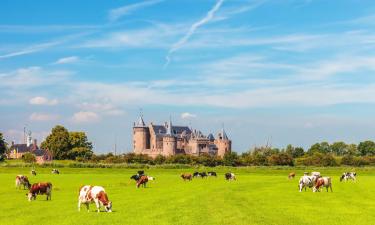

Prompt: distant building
xmin=7 ymin=132 xmax=52 ymax=164
xmin=133 ymin=115 xmax=231 ymax=158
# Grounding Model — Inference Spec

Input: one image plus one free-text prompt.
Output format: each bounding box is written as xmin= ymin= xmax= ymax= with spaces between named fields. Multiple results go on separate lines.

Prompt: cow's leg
xmin=94 ymin=199 xmax=100 ymax=212
xmin=78 ymin=200 xmax=81 ymax=212
xmin=330 ymin=184 xmax=333 ymax=192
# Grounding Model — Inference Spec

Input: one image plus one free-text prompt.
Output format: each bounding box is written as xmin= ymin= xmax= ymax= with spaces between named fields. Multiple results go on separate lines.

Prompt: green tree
xmin=23 ymin=152 xmax=36 ymax=163
xmin=223 ymin=152 xmax=240 ymax=166
xmin=308 ymin=142 xmax=331 ymax=155
xmin=358 ymin=141 xmax=375 ymax=156
xmin=41 ymin=125 xmax=70 ymax=159
xmin=285 ymin=144 xmax=305 ymax=158
xmin=0 ymin=132 xmax=7 ymax=158
xmin=68 ymin=132 xmax=93 ymax=160
xmin=330 ymin=142 xmax=348 ymax=156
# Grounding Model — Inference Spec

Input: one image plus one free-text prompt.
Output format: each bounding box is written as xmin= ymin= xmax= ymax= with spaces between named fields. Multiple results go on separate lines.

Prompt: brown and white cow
xmin=27 ymin=182 xmax=52 ymax=201
xmin=288 ymin=172 xmax=296 ymax=180
xmin=78 ymin=185 xmax=112 ymax=212
xmin=313 ymin=177 xmax=332 ymax=192
xmin=137 ymin=175 xmax=148 ymax=188
xmin=181 ymin=174 xmax=192 ymax=181
xmin=16 ymin=175 xmax=31 ymax=190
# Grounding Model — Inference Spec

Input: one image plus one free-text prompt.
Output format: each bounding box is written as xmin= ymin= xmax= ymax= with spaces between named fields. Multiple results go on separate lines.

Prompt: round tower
xmin=133 ymin=115 xmax=150 ymax=154
xmin=215 ymin=127 xmax=232 ymax=157
xmin=162 ymin=135 xmax=176 ymax=156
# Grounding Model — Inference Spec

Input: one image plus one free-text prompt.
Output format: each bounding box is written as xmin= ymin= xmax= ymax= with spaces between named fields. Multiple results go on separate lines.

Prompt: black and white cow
xmin=208 ymin=172 xmax=217 ymax=177
xmin=340 ymin=172 xmax=356 ymax=182
xmin=225 ymin=173 xmax=236 ymax=180
xmin=298 ymin=174 xmax=320 ymax=192
xmin=193 ymin=172 xmax=200 ymax=178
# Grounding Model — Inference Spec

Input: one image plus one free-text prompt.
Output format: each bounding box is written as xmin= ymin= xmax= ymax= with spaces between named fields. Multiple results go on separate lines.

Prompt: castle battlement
xmin=133 ymin=115 xmax=231 ymax=158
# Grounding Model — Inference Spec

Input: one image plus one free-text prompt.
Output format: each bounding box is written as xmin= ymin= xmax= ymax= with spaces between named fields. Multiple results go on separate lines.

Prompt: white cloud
xmin=29 ymin=113 xmax=60 ymax=121
xmin=109 ymin=0 xmax=164 ymax=22
xmin=71 ymin=111 xmax=100 ymax=123
xmin=29 ymin=96 xmax=58 ymax=106
xmin=78 ymin=102 xmax=125 ymax=116
xmin=54 ymin=56 xmax=79 ymax=64
xmin=165 ymin=0 xmax=225 ymax=67
xmin=181 ymin=112 xmax=197 ymax=119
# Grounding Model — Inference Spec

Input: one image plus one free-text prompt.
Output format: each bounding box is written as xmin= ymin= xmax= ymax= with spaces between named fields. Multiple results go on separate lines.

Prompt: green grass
xmin=0 ymin=167 xmax=374 ymax=225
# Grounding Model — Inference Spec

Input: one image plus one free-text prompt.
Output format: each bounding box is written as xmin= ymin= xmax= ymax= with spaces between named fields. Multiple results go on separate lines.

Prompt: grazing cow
xmin=313 ymin=177 xmax=332 ymax=192
xmin=288 ymin=172 xmax=296 ymax=180
xmin=340 ymin=172 xmax=356 ymax=182
xmin=193 ymin=172 xmax=200 ymax=178
xmin=181 ymin=174 xmax=192 ymax=181
xmin=31 ymin=170 xmax=36 ymax=176
xmin=52 ymin=169 xmax=60 ymax=174
xmin=298 ymin=175 xmax=318 ymax=192
xmin=208 ymin=172 xmax=217 ymax=177
xmin=136 ymin=175 xmax=148 ymax=188
xmin=78 ymin=185 xmax=112 ymax=212
xmin=130 ymin=174 xmax=141 ymax=181
xmin=199 ymin=172 xmax=207 ymax=178
xmin=15 ymin=175 xmax=31 ymax=190
xmin=137 ymin=170 xmax=145 ymax=175
xmin=311 ymin=172 xmax=321 ymax=177
xmin=27 ymin=182 xmax=52 ymax=201
xmin=225 ymin=173 xmax=236 ymax=181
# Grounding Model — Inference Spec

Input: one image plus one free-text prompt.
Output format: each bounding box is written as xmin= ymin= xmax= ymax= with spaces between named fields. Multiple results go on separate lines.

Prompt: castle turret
xmin=162 ymin=118 xmax=176 ymax=156
xmin=215 ymin=127 xmax=231 ymax=157
xmin=133 ymin=115 xmax=150 ymax=154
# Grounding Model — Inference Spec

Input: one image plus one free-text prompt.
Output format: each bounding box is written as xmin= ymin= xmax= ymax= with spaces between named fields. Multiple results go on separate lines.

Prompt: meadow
xmin=0 ymin=166 xmax=374 ymax=225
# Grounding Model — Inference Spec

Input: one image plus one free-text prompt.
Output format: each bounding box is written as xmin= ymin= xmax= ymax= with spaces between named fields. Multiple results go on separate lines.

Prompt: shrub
xmin=22 ymin=153 xmax=36 ymax=163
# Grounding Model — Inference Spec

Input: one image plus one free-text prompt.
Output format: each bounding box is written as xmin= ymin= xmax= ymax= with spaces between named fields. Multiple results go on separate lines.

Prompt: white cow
xmin=78 ymin=185 xmax=112 ymax=212
xmin=311 ymin=172 xmax=321 ymax=177
xmin=298 ymin=175 xmax=318 ymax=192
xmin=340 ymin=172 xmax=356 ymax=182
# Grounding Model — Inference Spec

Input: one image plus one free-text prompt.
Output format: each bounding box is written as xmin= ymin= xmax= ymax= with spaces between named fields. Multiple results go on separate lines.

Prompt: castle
xmin=132 ymin=115 xmax=231 ymax=158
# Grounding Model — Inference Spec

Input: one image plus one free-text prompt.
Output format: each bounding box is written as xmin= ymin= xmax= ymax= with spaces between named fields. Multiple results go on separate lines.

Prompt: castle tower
xmin=133 ymin=114 xmax=150 ymax=154
xmin=162 ymin=118 xmax=176 ymax=156
xmin=215 ymin=127 xmax=231 ymax=157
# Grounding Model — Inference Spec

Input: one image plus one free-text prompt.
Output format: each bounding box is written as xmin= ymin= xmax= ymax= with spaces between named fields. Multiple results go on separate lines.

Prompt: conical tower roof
xmin=135 ymin=115 xmax=146 ymax=127
xmin=166 ymin=117 xmax=173 ymax=135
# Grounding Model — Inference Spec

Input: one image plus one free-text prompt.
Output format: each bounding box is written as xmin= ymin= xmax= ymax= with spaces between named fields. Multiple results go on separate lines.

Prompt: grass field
xmin=0 ymin=167 xmax=374 ymax=225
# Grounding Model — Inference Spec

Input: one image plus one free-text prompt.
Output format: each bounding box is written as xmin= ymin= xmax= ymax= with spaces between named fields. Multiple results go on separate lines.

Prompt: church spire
xmin=166 ymin=116 xmax=173 ymax=135
xmin=135 ymin=109 xmax=146 ymax=127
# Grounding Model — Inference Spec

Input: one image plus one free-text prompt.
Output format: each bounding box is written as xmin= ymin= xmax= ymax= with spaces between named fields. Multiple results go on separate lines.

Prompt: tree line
xmin=2 ymin=126 xmax=375 ymax=166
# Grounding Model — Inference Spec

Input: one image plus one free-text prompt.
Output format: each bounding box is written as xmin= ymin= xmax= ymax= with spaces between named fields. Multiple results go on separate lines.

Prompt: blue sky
xmin=1 ymin=0 xmax=375 ymax=153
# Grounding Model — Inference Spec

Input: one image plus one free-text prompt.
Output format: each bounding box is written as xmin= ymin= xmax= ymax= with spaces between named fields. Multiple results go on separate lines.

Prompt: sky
xmin=1 ymin=0 xmax=375 ymax=153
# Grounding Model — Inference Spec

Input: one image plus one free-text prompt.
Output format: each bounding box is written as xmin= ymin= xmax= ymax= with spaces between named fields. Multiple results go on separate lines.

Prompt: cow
xmin=15 ymin=175 xmax=31 ymax=190
xmin=27 ymin=182 xmax=52 ymax=201
xmin=225 ymin=173 xmax=236 ymax=181
xmin=199 ymin=172 xmax=207 ymax=178
xmin=313 ymin=177 xmax=332 ymax=192
xmin=31 ymin=170 xmax=36 ymax=176
xmin=298 ymin=175 xmax=318 ymax=192
xmin=340 ymin=172 xmax=356 ymax=182
xmin=288 ymin=172 xmax=295 ymax=180
xmin=181 ymin=174 xmax=192 ymax=181
xmin=52 ymin=169 xmax=60 ymax=174
xmin=137 ymin=170 xmax=145 ymax=176
xmin=193 ymin=172 xmax=200 ymax=178
xmin=130 ymin=174 xmax=141 ymax=181
xmin=208 ymin=172 xmax=217 ymax=177
xmin=136 ymin=175 xmax=148 ymax=188
xmin=78 ymin=185 xmax=112 ymax=212
xmin=311 ymin=172 xmax=321 ymax=177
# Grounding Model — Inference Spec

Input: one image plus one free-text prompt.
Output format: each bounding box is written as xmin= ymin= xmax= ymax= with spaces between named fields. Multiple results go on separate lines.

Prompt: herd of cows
xmin=13 ymin=169 xmax=356 ymax=213
xmin=289 ymin=171 xmax=357 ymax=192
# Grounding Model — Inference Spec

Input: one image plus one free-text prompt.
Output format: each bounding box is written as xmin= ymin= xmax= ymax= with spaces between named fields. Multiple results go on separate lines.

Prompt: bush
xmin=22 ymin=153 xmax=36 ymax=163
xmin=267 ymin=153 xmax=294 ymax=166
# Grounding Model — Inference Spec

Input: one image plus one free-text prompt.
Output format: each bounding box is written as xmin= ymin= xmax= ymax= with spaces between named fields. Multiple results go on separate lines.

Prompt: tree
xmin=41 ymin=125 xmax=70 ymax=159
xmin=285 ymin=144 xmax=305 ymax=158
xmin=223 ymin=152 xmax=240 ymax=166
xmin=68 ymin=132 xmax=93 ymax=160
xmin=308 ymin=142 xmax=331 ymax=155
xmin=0 ymin=132 xmax=7 ymax=159
xmin=330 ymin=142 xmax=348 ymax=156
xmin=23 ymin=152 xmax=36 ymax=163
xmin=358 ymin=141 xmax=375 ymax=156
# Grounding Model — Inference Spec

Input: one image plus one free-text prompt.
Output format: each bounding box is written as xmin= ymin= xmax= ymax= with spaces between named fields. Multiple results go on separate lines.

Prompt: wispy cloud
xmin=181 ymin=112 xmax=197 ymax=119
xmin=164 ymin=0 xmax=225 ymax=68
xmin=29 ymin=96 xmax=58 ymax=106
xmin=54 ymin=56 xmax=79 ymax=65
xmin=71 ymin=111 xmax=100 ymax=123
xmin=0 ymin=40 xmax=61 ymax=60
xmin=29 ymin=113 xmax=60 ymax=121
xmin=109 ymin=0 xmax=164 ymax=22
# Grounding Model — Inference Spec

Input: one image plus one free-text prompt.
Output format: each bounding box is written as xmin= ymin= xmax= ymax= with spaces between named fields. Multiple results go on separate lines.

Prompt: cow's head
xmin=105 ymin=201 xmax=112 ymax=212
xmin=26 ymin=192 xmax=35 ymax=201
xmin=340 ymin=175 xmax=345 ymax=182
